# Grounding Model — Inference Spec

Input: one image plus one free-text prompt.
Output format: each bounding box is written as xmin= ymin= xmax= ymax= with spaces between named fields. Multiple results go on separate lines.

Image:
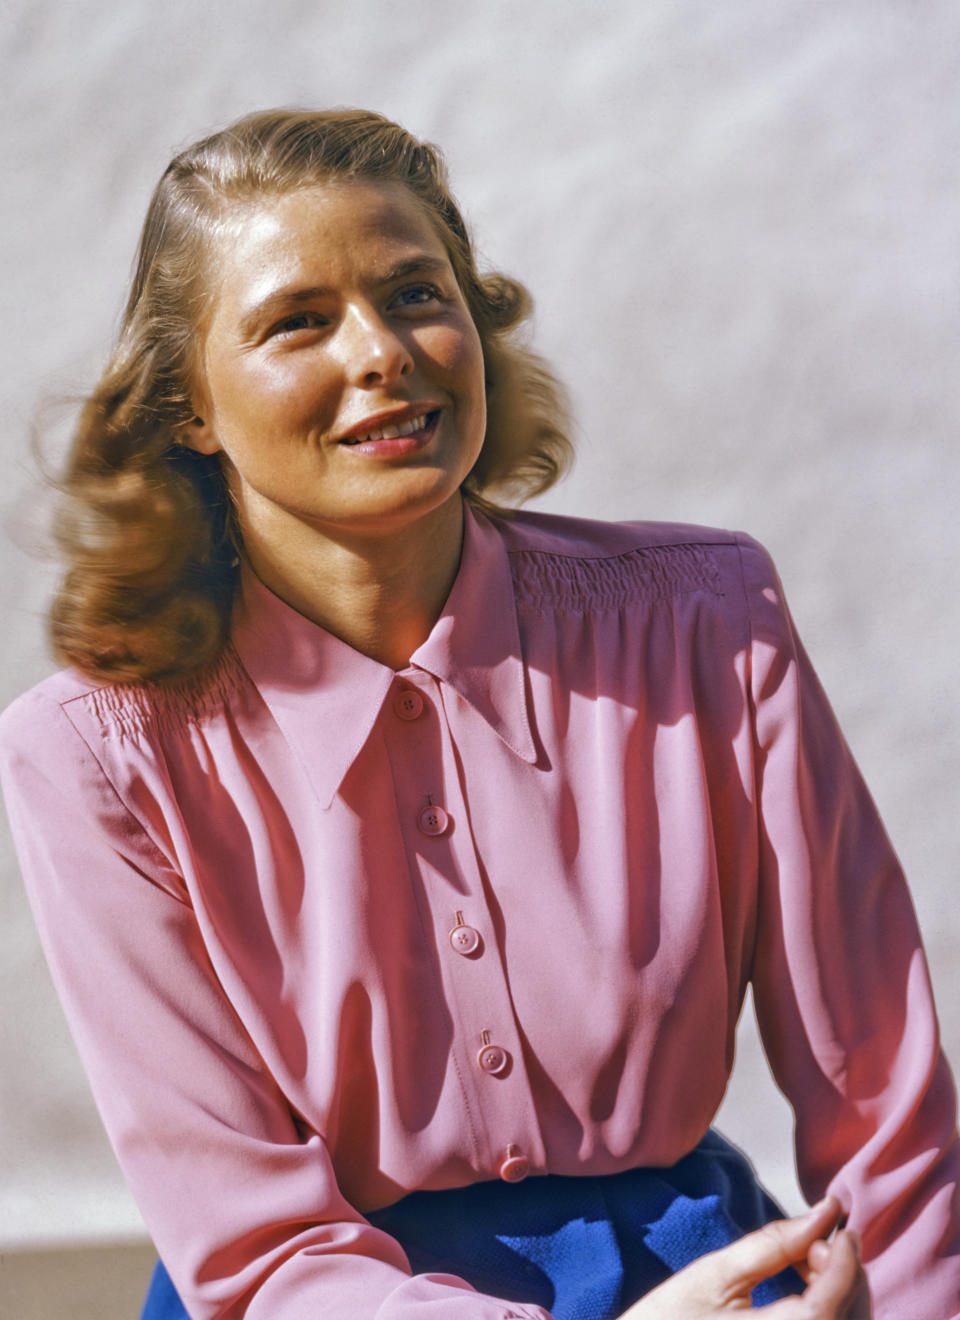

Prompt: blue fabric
xmin=141 ymin=1254 xmax=189 ymax=1319
xmin=139 ymin=1130 xmax=804 ymax=1319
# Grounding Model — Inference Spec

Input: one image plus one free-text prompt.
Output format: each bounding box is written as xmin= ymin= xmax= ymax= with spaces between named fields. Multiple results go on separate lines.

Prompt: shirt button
xmin=417 ymin=804 xmax=449 ymax=836
xmin=449 ymin=924 xmax=481 ymax=956
xmin=499 ymin=1145 xmax=529 ymax=1183
xmin=477 ymin=1044 xmax=510 ymax=1075
xmin=393 ymin=688 xmax=424 ymax=721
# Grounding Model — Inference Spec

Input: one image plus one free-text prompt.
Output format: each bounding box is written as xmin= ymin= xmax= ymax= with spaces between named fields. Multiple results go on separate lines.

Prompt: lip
xmin=335 ymin=406 xmax=442 ymax=458
xmin=336 ymin=402 xmax=443 ymax=445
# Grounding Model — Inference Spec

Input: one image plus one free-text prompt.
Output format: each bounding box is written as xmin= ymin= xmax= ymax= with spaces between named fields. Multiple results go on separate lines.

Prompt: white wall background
xmin=2 ymin=0 xmax=958 ymax=1250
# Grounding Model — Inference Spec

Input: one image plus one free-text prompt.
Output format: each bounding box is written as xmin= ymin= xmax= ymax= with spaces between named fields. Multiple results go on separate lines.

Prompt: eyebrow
xmin=237 ymin=255 xmax=452 ymax=338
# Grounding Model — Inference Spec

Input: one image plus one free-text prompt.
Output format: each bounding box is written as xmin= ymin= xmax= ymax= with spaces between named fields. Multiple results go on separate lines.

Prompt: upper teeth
xmin=345 ymin=413 xmax=430 ymax=444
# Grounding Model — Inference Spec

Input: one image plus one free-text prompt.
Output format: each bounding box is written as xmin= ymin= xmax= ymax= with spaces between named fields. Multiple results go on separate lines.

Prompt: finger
xmin=800 ymin=1230 xmax=864 ymax=1310
xmin=791 ymin=1238 xmax=831 ymax=1287
xmin=806 ymin=1238 xmax=833 ymax=1275
xmin=712 ymin=1197 xmax=844 ymax=1291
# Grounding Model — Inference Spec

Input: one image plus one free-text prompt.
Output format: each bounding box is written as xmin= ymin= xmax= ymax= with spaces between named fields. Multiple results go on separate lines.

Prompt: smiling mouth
xmin=339 ymin=410 xmax=439 ymax=445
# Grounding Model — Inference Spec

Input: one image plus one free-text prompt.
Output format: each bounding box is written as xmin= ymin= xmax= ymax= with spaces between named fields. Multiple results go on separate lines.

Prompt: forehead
xmin=206 ymin=180 xmax=452 ymax=299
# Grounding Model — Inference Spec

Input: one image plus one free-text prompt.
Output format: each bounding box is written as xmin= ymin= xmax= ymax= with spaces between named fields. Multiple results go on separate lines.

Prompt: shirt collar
xmin=230 ymin=502 xmax=537 ymax=809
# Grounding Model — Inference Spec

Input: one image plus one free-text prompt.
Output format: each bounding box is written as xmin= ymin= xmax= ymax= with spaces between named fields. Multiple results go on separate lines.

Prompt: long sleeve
xmin=0 ymin=684 xmax=549 ymax=1320
xmin=738 ymin=534 xmax=960 ymax=1318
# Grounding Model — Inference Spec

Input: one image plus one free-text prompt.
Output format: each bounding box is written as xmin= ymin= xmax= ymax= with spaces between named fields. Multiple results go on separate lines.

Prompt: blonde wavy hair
xmin=50 ymin=108 xmax=573 ymax=684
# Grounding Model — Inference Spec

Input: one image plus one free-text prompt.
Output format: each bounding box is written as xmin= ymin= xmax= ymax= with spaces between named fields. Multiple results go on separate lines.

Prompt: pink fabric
xmin=2 ymin=504 xmax=958 ymax=1319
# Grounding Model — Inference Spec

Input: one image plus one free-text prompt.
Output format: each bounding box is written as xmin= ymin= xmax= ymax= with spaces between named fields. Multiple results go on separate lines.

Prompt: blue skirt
xmin=140 ymin=1130 xmax=804 ymax=1318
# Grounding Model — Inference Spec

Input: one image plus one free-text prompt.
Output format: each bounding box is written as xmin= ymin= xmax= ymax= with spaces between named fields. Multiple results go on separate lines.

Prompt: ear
xmin=181 ymin=411 xmax=220 ymax=456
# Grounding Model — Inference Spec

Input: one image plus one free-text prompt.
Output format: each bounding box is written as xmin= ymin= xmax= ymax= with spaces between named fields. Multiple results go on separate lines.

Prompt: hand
xmin=618 ymin=1196 xmax=871 ymax=1318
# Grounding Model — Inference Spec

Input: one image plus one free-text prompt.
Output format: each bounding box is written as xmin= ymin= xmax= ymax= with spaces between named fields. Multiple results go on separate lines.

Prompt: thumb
xmin=711 ymin=1197 xmax=844 ymax=1292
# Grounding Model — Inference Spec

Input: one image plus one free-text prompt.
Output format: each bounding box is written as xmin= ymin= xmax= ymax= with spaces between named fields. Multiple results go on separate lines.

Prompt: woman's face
xmin=186 ymin=180 xmax=487 ymax=545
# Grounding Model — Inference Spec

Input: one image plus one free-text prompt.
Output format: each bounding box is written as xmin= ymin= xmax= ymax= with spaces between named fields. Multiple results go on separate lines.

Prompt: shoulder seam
xmin=505 ymin=535 xmax=738 ymax=564
xmin=3 ymin=695 xmax=190 ymax=906
xmin=509 ymin=540 xmax=727 ymax=615
xmin=73 ymin=643 xmax=250 ymax=740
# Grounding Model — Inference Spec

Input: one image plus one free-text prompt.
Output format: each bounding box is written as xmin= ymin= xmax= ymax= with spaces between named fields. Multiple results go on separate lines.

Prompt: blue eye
xmin=271 ymin=311 xmax=326 ymax=336
xmin=395 ymin=283 xmax=441 ymax=307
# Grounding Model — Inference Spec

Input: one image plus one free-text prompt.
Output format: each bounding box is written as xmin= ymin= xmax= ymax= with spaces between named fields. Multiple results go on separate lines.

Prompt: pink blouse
xmin=2 ymin=505 xmax=958 ymax=1319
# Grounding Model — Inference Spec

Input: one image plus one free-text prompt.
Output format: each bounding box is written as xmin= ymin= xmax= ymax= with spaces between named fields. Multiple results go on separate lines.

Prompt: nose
xmin=340 ymin=305 xmax=414 ymax=387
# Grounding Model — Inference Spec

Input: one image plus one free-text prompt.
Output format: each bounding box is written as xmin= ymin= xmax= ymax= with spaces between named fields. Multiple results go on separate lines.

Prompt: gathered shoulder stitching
xmin=74 ymin=642 xmax=251 ymax=742
xmin=508 ymin=541 xmax=725 ymax=615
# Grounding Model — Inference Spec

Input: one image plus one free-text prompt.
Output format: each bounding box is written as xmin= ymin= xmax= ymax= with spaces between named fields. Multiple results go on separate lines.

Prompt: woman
xmin=2 ymin=109 xmax=956 ymax=1318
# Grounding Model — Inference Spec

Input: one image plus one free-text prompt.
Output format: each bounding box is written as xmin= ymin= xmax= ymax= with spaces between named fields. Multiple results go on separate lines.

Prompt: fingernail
xmin=805 ymin=1196 xmax=834 ymax=1218
xmin=847 ymin=1228 xmax=861 ymax=1260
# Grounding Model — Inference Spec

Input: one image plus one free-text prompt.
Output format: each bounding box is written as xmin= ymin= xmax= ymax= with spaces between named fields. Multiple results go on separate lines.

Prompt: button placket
xmin=382 ymin=671 xmax=545 ymax=1183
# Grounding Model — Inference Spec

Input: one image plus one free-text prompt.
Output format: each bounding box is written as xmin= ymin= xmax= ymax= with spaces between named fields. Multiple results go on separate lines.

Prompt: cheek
xmin=423 ymin=323 xmax=486 ymax=405
xmin=210 ymin=356 xmax=336 ymax=439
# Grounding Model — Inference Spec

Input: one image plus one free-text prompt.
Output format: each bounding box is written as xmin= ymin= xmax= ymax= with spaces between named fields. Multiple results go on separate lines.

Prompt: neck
xmin=239 ymin=495 xmax=466 ymax=670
